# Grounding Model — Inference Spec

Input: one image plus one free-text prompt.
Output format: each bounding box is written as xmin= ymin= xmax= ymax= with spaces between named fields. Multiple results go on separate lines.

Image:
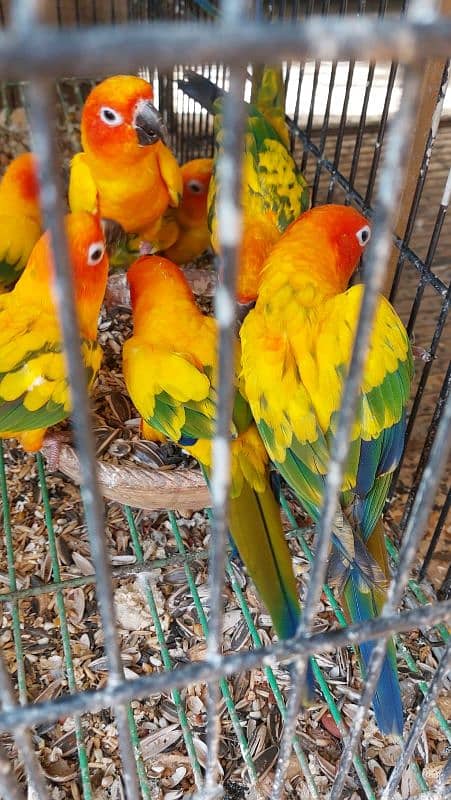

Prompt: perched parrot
xmin=178 ymin=67 xmax=310 ymax=308
xmin=240 ymin=204 xmax=413 ymax=735
xmin=0 ymin=152 xmax=42 ymax=292
xmin=68 ymin=75 xmax=182 ymax=252
xmin=162 ymin=158 xmax=213 ymax=264
xmin=122 ymin=255 xmax=314 ymax=688
xmin=0 ymin=211 xmax=109 ymax=452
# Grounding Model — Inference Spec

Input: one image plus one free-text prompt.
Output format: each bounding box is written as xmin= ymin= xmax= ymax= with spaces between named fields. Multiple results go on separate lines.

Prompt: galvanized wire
xmin=382 ymin=638 xmax=451 ymax=799
xmin=271 ymin=57 xmax=424 ymax=800
xmin=331 ymin=391 xmax=451 ymax=799
xmin=24 ymin=77 xmax=141 ymax=800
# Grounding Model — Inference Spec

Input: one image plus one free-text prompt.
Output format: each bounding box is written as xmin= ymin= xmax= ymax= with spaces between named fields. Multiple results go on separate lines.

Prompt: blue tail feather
xmin=344 ymin=567 xmax=403 ymax=735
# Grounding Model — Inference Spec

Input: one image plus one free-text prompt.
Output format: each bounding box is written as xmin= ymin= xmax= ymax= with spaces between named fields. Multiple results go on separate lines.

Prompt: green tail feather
xmin=228 ymin=478 xmax=316 ymax=702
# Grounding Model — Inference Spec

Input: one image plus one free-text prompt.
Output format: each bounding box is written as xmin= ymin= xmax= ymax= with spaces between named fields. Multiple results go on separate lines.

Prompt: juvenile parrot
xmin=162 ymin=158 xmax=213 ymax=264
xmin=68 ymin=75 xmax=182 ymax=252
xmin=0 ymin=152 xmax=42 ymax=292
xmin=0 ymin=211 xmax=109 ymax=452
xmin=178 ymin=67 xmax=310 ymax=308
xmin=122 ymin=255 xmax=314 ymax=686
xmin=240 ymin=204 xmax=413 ymax=735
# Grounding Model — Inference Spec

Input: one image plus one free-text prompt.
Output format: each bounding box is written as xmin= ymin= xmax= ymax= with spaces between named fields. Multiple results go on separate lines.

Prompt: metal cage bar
xmin=0 ymin=1 xmax=450 ymax=798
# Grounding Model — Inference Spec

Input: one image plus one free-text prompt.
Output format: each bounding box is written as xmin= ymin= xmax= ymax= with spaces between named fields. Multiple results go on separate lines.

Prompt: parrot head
xmin=178 ymin=158 xmax=213 ymax=225
xmin=0 ymin=152 xmax=41 ymax=223
xmin=280 ymin=204 xmax=371 ymax=293
xmin=127 ymin=255 xmax=193 ymax=324
xmin=17 ymin=212 xmax=109 ymax=338
xmin=81 ymin=75 xmax=168 ymax=163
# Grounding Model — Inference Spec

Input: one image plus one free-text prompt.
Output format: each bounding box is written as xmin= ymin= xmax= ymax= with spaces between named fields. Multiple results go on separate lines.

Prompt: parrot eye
xmin=356 ymin=225 xmax=371 ymax=247
xmin=99 ymin=106 xmax=123 ymax=127
xmin=87 ymin=241 xmax=105 ymax=266
xmin=187 ymin=179 xmax=204 ymax=194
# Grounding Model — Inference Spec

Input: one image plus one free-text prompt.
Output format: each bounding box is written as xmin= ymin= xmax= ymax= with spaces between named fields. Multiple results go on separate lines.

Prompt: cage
xmin=0 ymin=1 xmax=449 ymax=799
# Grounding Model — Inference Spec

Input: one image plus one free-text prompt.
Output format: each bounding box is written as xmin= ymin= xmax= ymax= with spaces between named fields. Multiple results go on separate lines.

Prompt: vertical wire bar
xmin=399 ymin=355 xmax=451 ymax=528
xmin=419 ymin=489 xmax=451 ymax=581
xmin=0 ymin=652 xmax=49 ymax=798
xmin=270 ymin=65 xmax=422 ymax=800
xmin=381 ymin=639 xmax=451 ymax=799
xmin=123 ymin=506 xmax=203 ymax=791
xmin=203 ymin=0 xmax=247 ymax=791
xmin=388 ymin=61 xmax=450 ymax=305
xmin=167 ymin=512 xmax=258 ymax=786
xmin=24 ymin=80 xmax=141 ymax=800
xmin=0 ymin=444 xmax=27 ymax=706
xmin=36 ymin=453 xmax=92 ymax=800
xmin=330 ymin=392 xmax=451 ymax=800
xmin=0 ymin=742 xmax=27 ymax=800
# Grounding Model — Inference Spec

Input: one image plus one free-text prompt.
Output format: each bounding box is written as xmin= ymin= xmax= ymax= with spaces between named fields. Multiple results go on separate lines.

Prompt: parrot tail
xmin=338 ymin=517 xmax=403 ymax=736
xmin=178 ymin=71 xmax=223 ymax=114
xmin=228 ymin=476 xmax=316 ymax=702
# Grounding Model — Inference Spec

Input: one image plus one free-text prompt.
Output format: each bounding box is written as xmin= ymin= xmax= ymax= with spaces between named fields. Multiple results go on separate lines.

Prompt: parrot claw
xmin=41 ymin=431 xmax=72 ymax=473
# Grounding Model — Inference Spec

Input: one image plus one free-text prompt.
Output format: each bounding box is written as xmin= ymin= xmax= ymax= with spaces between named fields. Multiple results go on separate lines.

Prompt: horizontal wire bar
xmin=0 ymin=18 xmax=450 ymax=80
xmin=0 ymin=548 xmax=210 ymax=603
xmin=0 ymin=599 xmax=449 ymax=734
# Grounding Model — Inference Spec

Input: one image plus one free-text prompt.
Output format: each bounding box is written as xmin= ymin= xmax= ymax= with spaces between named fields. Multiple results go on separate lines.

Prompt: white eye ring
xmin=87 ymin=241 xmax=105 ymax=266
xmin=99 ymin=106 xmax=123 ymax=127
xmin=187 ymin=179 xmax=204 ymax=194
xmin=356 ymin=225 xmax=371 ymax=247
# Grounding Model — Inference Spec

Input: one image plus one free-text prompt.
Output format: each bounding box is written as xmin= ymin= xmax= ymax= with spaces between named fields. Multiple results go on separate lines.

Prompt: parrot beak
xmin=133 ymin=99 xmax=168 ymax=146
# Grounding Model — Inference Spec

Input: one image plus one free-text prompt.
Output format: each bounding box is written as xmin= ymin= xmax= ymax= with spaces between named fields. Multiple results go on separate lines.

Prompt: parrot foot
xmin=139 ymin=239 xmax=157 ymax=256
xmin=41 ymin=431 xmax=72 ymax=473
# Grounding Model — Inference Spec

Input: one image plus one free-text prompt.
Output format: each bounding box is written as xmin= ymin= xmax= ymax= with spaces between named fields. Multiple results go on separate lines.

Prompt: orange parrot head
xmin=18 ymin=212 xmax=109 ymax=338
xmin=280 ymin=204 xmax=371 ymax=293
xmin=178 ymin=158 xmax=213 ymax=225
xmin=0 ymin=152 xmax=42 ymax=223
xmin=81 ymin=75 xmax=168 ymax=163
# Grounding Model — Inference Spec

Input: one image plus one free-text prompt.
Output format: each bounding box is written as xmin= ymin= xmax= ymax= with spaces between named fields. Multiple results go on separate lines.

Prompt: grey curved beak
xmin=133 ymin=99 xmax=168 ymax=146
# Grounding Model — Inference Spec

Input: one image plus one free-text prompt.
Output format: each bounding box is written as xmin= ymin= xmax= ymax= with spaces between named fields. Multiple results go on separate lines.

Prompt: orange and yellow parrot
xmin=240 ymin=205 xmax=413 ymax=735
xmin=0 ymin=152 xmax=42 ymax=292
xmin=122 ymin=255 xmax=314 ymax=681
xmin=162 ymin=158 xmax=213 ymax=264
xmin=0 ymin=211 xmax=109 ymax=452
xmin=68 ymin=75 xmax=182 ymax=251
xmin=178 ymin=67 xmax=310 ymax=307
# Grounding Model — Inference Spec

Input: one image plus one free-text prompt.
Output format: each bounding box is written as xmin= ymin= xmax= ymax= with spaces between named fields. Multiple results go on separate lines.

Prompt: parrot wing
xmin=122 ymin=337 xmax=217 ymax=444
xmin=68 ymin=153 xmax=99 ymax=215
xmin=242 ymin=283 xmax=413 ymax=530
xmin=0 ymin=215 xmax=42 ymax=292
xmin=241 ymin=284 xmax=413 ymax=734
xmin=0 ymin=308 xmax=101 ymax=433
xmin=156 ymin=145 xmax=183 ymax=209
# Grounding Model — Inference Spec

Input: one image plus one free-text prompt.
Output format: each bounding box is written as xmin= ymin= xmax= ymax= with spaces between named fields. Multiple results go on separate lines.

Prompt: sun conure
xmin=161 ymin=158 xmax=213 ymax=264
xmin=122 ymin=255 xmax=315 ymax=696
xmin=178 ymin=67 xmax=310 ymax=310
xmin=240 ymin=204 xmax=413 ymax=735
xmin=0 ymin=211 xmax=109 ymax=452
xmin=68 ymin=75 xmax=182 ymax=258
xmin=0 ymin=152 xmax=42 ymax=292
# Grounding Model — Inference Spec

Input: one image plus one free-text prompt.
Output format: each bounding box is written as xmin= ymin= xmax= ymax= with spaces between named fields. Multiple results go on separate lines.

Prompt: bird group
xmin=0 ymin=68 xmax=413 ymax=737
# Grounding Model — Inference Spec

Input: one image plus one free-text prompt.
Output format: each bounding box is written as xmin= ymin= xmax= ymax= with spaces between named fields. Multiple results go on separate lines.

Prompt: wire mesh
xmin=0 ymin=0 xmax=449 ymax=798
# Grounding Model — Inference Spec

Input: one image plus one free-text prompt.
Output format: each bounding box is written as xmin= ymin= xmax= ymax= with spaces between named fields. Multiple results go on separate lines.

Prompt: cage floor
xmin=0 ymin=109 xmax=449 ymax=798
